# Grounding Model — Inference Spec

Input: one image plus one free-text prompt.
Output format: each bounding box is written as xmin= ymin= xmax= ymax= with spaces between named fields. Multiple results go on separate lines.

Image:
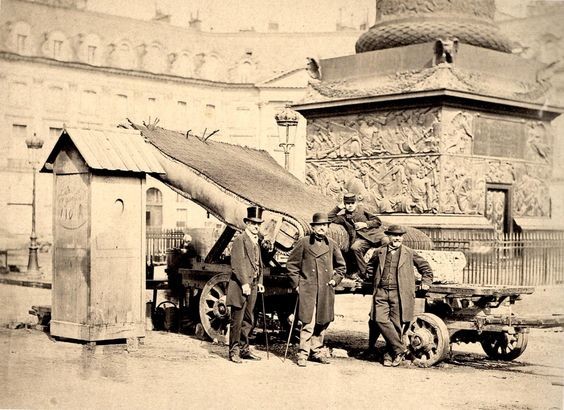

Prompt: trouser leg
xmin=310 ymin=322 xmax=329 ymax=357
xmin=298 ymin=304 xmax=316 ymax=359
xmin=368 ymin=319 xmax=380 ymax=350
xmin=239 ymin=287 xmax=257 ymax=355
xmin=229 ymin=304 xmax=245 ymax=357
xmin=374 ymin=288 xmax=405 ymax=356
xmin=351 ymin=238 xmax=372 ymax=277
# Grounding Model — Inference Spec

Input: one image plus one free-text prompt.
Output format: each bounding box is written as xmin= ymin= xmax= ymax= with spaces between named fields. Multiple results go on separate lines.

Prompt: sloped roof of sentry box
xmin=40 ymin=127 xmax=165 ymax=174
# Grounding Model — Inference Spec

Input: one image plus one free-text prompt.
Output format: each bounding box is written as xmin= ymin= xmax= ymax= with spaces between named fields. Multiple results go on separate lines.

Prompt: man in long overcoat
xmin=366 ymin=225 xmax=433 ymax=366
xmin=226 ymin=206 xmax=267 ymax=363
xmin=328 ymin=193 xmax=384 ymax=279
xmin=286 ymin=212 xmax=346 ymax=367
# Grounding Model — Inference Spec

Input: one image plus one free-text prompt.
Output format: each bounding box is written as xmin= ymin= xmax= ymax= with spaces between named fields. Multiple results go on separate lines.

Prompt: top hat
xmin=343 ymin=193 xmax=357 ymax=204
xmin=310 ymin=212 xmax=331 ymax=225
xmin=384 ymin=224 xmax=407 ymax=236
xmin=244 ymin=206 xmax=264 ymax=224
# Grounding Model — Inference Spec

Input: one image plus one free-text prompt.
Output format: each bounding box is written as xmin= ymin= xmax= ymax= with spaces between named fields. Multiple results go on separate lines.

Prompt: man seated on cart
xmin=328 ymin=193 xmax=386 ymax=282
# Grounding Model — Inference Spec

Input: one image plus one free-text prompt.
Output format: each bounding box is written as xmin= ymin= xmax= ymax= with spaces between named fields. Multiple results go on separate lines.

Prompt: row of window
xmin=6 ymin=21 xmax=258 ymax=82
xmin=6 ymin=78 xmax=270 ymax=134
xmin=7 ymin=80 xmax=225 ymax=123
xmin=146 ymin=188 xmax=189 ymax=228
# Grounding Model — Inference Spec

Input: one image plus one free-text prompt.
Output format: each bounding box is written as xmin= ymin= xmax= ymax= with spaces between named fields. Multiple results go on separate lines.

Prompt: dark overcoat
xmin=328 ymin=205 xmax=384 ymax=245
xmin=286 ymin=235 xmax=346 ymax=325
xmin=367 ymin=245 xmax=433 ymax=323
xmin=226 ymin=232 xmax=264 ymax=309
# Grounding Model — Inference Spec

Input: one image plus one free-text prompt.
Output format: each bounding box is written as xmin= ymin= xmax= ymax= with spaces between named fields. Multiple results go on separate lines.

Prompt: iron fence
xmin=145 ymin=227 xmax=564 ymax=285
xmin=146 ymin=228 xmax=184 ymax=265
xmin=424 ymin=230 xmax=564 ymax=286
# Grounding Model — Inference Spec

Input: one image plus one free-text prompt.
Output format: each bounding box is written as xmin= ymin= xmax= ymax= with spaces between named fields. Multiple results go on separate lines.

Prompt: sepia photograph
xmin=0 ymin=0 xmax=563 ymax=408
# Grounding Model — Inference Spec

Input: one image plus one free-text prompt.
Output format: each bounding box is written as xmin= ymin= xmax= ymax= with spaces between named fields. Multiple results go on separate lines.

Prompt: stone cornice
xmin=293 ymin=65 xmax=564 ymax=119
xmin=0 ymin=51 xmax=262 ymax=89
xmin=293 ymin=88 xmax=564 ymax=121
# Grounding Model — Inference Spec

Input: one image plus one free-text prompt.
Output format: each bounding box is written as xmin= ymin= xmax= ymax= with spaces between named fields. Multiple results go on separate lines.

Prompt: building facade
xmin=0 ymin=0 xmax=360 ymax=251
xmin=0 ymin=0 xmax=562 ymax=260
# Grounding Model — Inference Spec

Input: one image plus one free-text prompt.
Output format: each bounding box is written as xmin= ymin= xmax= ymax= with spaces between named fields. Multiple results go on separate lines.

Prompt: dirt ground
xmin=1 ymin=284 xmax=563 ymax=409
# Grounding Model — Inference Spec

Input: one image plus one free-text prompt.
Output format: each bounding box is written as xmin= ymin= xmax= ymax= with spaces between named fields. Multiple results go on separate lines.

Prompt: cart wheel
xmin=199 ymin=273 xmax=230 ymax=344
xmin=480 ymin=332 xmax=528 ymax=361
xmin=406 ymin=313 xmax=450 ymax=367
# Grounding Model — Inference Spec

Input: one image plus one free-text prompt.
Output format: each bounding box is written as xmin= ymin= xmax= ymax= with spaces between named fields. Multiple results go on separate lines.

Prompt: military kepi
xmin=310 ymin=212 xmax=331 ymax=225
xmin=244 ymin=206 xmax=264 ymax=223
xmin=343 ymin=193 xmax=357 ymax=204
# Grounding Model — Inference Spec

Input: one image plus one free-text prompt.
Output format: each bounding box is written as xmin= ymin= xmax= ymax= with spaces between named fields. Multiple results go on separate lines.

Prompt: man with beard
xmin=286 ymin=212 xmax=346 ymax=367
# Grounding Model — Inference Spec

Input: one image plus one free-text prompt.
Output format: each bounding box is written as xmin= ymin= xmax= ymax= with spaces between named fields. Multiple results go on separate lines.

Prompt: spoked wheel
xmin=406 ymin=313 xmax=450 ymax=367
xmin=480 ymin=331 xmax=528 ymax=361
xmin=198 ymin=273 xmax=231 ymax=344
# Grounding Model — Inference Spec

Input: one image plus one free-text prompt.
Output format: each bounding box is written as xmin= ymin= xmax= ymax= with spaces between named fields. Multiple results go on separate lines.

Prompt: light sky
xmin=87 ymin=0 xmax=375 ymax=32
xmin=85 ymin=0 xmax=541 ymax=33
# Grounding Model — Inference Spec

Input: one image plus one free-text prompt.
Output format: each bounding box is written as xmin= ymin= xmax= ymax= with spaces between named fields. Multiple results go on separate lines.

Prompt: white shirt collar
xmin=245 ymin=229 xmax=259 ymax=243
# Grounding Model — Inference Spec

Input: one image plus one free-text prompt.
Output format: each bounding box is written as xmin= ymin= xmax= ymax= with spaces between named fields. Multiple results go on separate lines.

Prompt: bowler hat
xmin=244 ymin=206 xmax=264 ymax=224
xmin=310 ymin=212 xmax=331 ymax=225
xmin=343 ymin=193 xmax=357 ymax=204
xmin=384 ymin=224 xmax=407 ymax=236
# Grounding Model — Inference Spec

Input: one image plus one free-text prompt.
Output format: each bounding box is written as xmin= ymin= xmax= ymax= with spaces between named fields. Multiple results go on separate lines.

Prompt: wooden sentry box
xmin=41 ymin=128 xmax=164 ymax=342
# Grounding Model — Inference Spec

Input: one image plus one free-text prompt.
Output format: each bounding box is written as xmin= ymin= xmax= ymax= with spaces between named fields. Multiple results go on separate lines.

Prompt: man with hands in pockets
xmin=286 ymin=212 xmax=346 ymax=367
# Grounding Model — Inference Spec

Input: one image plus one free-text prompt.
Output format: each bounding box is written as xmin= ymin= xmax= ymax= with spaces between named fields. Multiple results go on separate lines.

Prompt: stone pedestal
xmin=294 ymin=0 xmax=564 ymax=235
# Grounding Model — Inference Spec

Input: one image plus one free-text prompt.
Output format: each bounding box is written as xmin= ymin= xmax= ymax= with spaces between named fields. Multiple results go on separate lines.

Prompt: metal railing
xmin=146 ymin=227 xmax=184 ymax=265
xmin=145 ymin=227 xmax=564 ymax=285
xmin=423 ymin=230 xmax=564 ymax=286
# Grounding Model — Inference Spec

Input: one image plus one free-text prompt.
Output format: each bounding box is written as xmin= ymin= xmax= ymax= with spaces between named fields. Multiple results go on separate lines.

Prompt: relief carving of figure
xmin=306 ymin=122 xmax=333 ymax=159
xmin=514 ymin=173 xmax=549 ymax=217
xmin=305 ymin=163 xmax=320 ymax=187
xmin=403 ymin=158 xmax=438 ymax=213
xmin=451 ymin=172 xmax=481 ymax=214
xmin=442 ymin=161 xmax=482 ymax=214
xmin=526 ymin=122 xmax=551 ymax=163
xmin=345 ymin=122 xmax=363 ymax=157
xmin=486 ymin=160 xmax=515 ymax=183
xmin=444 ymin=112 xmax=473 ymax=154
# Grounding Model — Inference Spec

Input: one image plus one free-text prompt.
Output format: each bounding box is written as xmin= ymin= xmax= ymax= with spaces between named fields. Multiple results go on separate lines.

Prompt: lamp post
xmin=25 ymin=133 xmax=44 ymax=277
xmin=274 ymin=106 xmax=299 ymax=171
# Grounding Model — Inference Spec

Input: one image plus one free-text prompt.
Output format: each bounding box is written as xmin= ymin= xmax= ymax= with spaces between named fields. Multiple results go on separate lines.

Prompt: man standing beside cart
xmin=226 ymin=206 xmax=267 ymax=364
xmin=286 ymin=212 xmax=346 ymax=367
xmin=366 ymin=225 xmax=433 ymax=366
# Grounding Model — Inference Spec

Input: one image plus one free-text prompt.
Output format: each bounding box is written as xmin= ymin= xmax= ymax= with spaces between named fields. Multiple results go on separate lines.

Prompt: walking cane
xmin=260 ymin=292 xmax=270 ymax=359
xmin=283 ymin=294 xmax=299 ymax=362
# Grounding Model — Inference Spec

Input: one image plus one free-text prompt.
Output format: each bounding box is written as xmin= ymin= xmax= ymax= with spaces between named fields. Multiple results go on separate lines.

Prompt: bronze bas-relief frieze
xmin=306 ymin=156 xmax=440 ymax=215
xmin=305 ymin=108 xmax=553 ymax=217
xmin=306 ymin=108 xmax=440 ymax=160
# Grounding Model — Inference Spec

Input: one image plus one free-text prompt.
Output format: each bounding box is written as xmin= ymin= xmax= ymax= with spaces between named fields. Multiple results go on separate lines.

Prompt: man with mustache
xmin=286 ymin=212 xmax=346 ymax=367
xmin=365 ymin=225 xmax=433 ymax=367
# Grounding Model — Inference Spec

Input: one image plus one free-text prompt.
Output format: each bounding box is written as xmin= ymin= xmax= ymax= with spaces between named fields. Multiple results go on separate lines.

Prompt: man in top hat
xmin=365 ymin=225 xmax=433 ymax=366
xmin=328 ymin=193 xmax=384 ymax=280
xmin=226 ymin=206 xmax=269 ymax=363
xmin=286 ymin=212 xmax=346 ymax=367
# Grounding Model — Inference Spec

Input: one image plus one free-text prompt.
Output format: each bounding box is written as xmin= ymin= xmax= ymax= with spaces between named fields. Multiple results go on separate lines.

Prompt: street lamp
xmin=274 ymin=106 xmax=299 ymax=171
xmin=25 ymin=132 xmax=44 ymax=277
